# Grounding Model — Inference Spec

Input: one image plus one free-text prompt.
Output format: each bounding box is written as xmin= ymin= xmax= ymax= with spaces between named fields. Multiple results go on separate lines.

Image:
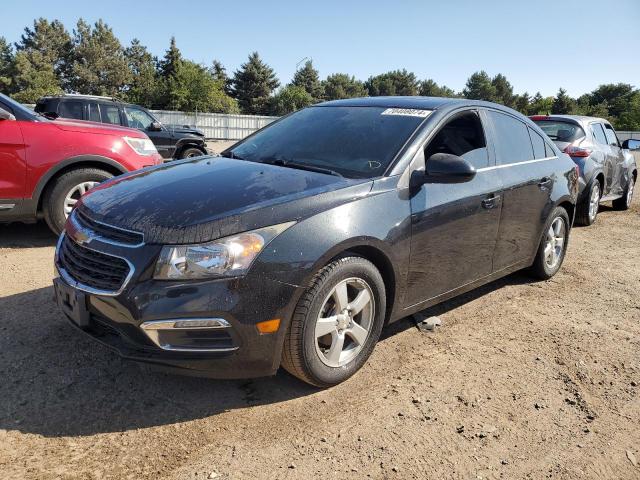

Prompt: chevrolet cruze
xmin=54 ymin=97 xmax=578 ymax=387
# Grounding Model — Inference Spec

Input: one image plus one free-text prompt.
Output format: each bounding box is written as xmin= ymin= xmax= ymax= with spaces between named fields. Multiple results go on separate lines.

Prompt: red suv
xmin=0 ymin=93 xmax=163 ymax=234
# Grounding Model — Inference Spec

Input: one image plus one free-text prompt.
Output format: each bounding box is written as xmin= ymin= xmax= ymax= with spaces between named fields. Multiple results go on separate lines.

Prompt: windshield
xmin=533 ymin=120 xmax=585 ymax=143
xmin=225 ymin=106 xmax=430 ymax=178
xmin=0 ymin=93 xmax=38 ymax=120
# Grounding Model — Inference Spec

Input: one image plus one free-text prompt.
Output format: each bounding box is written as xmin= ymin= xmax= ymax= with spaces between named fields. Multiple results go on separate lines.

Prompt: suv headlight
xmin=124 ymin=136 xmax=157 ymax=156
xmin=154 ymin=222 xmax=295 ymax=280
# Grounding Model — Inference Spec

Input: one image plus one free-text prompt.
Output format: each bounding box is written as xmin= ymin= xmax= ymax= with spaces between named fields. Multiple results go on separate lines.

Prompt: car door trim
xmin=475 ymin=156 xmax=558 ymax=172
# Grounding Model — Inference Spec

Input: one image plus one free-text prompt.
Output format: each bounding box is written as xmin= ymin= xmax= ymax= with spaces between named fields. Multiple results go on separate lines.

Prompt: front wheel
xmin=43 ymin=168 xmax=112 ymax=235
xmin=529 ymin=206 xmax=570 ymax=280
xmin=281 ymin=256 xmax=386 ymax=387
xmin=177 ymin=147 xmax=205 ymax=159
xmin=612 ymin=175 xmax=635 ymax=210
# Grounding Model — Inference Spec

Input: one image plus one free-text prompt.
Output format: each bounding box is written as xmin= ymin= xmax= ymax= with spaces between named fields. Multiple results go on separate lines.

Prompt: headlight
xmin=124 ymin=136 xmax=157 ymax=156
xmin=154 ymin=222 xmax=295 ymax=280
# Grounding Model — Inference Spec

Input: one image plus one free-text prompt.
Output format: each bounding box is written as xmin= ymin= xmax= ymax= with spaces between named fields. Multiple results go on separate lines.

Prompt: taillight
xmin=563 ymin=145 xmax=592 ymax=157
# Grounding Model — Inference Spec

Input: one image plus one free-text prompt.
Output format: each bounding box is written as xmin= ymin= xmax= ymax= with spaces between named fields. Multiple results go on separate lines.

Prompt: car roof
xmin=38 ymin=95 xmax=136 ymax=107
xmin=315 ymin=96 xmax=510 ymax=112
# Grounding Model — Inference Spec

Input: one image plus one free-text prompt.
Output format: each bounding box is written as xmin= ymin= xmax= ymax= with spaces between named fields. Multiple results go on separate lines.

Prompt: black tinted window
xmin=528 ymin=127 xmax=547 ymax=159
xmin=488 ymin=111 xmax=534 ymax=165
xmin=100 ymin=105 xmax=121 ymax=125
xmin=87 ymin=102 xmax=101 ymax=122
xmin=424 ymin=111 xmax=488 ymax=168
xmin=58 ymin=100 xmax=84 ymax=120
xmin=591 ymin=123 xmax=607 ymax=145
xmin=228 ymin=106 xmax=429 ymax=179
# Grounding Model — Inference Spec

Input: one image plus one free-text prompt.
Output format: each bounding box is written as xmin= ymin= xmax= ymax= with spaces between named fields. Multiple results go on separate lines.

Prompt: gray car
xmin=531 ymin=115 xmax=637 ymax=225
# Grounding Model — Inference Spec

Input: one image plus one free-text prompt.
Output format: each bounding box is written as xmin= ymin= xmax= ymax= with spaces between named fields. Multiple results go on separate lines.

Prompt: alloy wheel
xmin=543 ymin=217 xmax=565 ymax=269
xmin=314 ymin=278 xmax=374 ymax=368
xmin=588 ymin=182 xmax=600 ymax=222
xmin=64 ymin=181 xmax=98 ymax=218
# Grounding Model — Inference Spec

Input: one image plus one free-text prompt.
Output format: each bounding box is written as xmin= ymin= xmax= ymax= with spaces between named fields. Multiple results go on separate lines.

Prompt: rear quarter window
xmin=528 ymin=127 xmax=547 ymax=159
xmin=591 ymin=123 xmax=608 ymax=145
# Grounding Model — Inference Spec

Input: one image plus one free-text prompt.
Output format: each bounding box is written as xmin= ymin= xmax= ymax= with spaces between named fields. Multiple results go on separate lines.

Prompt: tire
xmin=281 ymin=256 xmax=386 ymax=387
xmin=43 ymin=168 xmax=112 ymax=235
xmin=177 ymin=147 xmax=205 ymax=159
xmin=529 ymin=206 xmax=570 ymax=280
xmin=612 ymin=175 xmax=635 ymax=210
xmin=576 ymin=179 xmax=601 ymax=226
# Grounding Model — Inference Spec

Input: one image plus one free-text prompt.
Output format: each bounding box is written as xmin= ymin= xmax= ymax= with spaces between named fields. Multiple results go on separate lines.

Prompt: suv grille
xmin=58 ymin=235 xmax=130 ymax=292
xmin=75 ymin=209 xmax=143 ymax=246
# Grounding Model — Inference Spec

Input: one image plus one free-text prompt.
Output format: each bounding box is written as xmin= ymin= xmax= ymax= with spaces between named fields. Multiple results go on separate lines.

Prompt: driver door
xmin=405 ymin=109 xmax=502 ymax=307
xmin=0 ymin=102 xmax=26 ymax=202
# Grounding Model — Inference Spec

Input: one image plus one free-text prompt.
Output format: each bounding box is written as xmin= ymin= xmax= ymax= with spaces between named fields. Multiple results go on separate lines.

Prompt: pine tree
xmin=491 ymin=73 xmax=514 ymax=107
xmin=291 ymin=60 xmax=323 ymax=101
xmin=70 ymin=19 xmax=131 ymax=96
xmin=0 ymin=37 xmax=13 ymax=93
xmin=124 ymin=39 xmax=159 ymax=107
xmin=159 ymin=36 xmax=182 ymax=79
xmin=551 ymin=88 xmax=575 ymax=114
xmin=211 ymin=59 xmax=232 ymax=96
xmin=365 ymin=69 xmax=418 ymax=96
xmin=462 ymin=71 xmax=497 ymax=102
xmin=321 ymin=73 xmax=367 ymax=100
xmin=156 ymin=37 xmax=185 ymax=109
xmin=513 ymin=92 xmax=530 ymax=114
xmin=231 ymin=52 xmax=280 ymax=115
xmin=418 ymin=79 xmax=455 ymax=97
xmin=269 ymin=85 xmax=314 ymax=115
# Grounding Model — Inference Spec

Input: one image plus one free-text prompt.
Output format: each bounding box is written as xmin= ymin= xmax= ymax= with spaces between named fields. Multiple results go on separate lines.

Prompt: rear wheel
xmin=281 ymin=256 xmax=386 ymax=387
xmin=612 ymin=175 xmax=635 ymax=210
xmin=43 ymin=168 xmax=112 ymax=235
xmin=529 ymin=206 xmax=570 ymax=280
xmin=576 ymin=180 xmax=601 ymax=226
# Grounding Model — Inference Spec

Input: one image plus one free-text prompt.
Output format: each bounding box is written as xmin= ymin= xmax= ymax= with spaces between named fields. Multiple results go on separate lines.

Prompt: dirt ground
xmin=1 ymin=196 xmax=639 ymax=480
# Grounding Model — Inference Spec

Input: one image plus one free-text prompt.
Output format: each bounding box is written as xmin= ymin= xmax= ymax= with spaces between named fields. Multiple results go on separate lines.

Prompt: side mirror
xmin=148 ymin=121 xmax=162 ymax=131
xmin=622 ymin=139 xmax=640 ymax=151
xmin=417 ymin=153 xmax=477 ymax=184
xmin=0 ymin=107 xmax=16 ymax=121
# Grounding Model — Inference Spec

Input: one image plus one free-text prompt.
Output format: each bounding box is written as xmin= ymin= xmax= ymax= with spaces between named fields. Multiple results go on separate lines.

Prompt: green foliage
xmin=551 ymin=88 xmax=576 ymax=114
xmin=291 ymin=60 xmax=323 ymax=101
xmin=418 ymin=79 xmax=455 ymax=97
xmin=616 ymin=92 xmax=640 ymax=130
xmin=70 ymin=19 xmax=131 ymax=96
xmin=528 ymin=92 xmax=553 ymax=115
xmin=211 ymin=59 xmax=233 ymax=96
xmin=231 ymin=52 xmax=280 ymax=115
xmin=491 ymin=73 xmax=514 ymax=107
xmin=321 ymin=73 xmax=367 ymax=100
xmin=123 ymin=39 xmax=159 ymax=108
xmin=159 ymin=36 xmax=182 ymax=79
xmin=269 ymin=85 xmax=314 ymax=115
xmin=0 ymin=37 xmax=13 ymax=93
xmin=463 ymin=71 xmax=497 ymax=101
xmin=365 ymin=69 xmax=418 ymax=96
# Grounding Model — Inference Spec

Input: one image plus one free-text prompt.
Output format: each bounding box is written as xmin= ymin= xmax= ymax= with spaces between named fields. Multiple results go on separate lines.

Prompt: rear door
xmin=603 ymin=123 xmax=625 ymax=197
xmin=0 ymin=99 xmax=26 ymax=201
xmin=487 ymin=110 xmax=554 ymax=271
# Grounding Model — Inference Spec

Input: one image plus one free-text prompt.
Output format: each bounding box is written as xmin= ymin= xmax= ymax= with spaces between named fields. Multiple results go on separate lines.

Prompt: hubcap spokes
xmin=315 ymin=278 xmax=374 ymax=368
xmin=543 ymin=217 xmax=565 ymax=269
xmin=589 ymin=183 xmax=600 ymax=220
xmin=63 ymin=181 xmax=98 ymax=217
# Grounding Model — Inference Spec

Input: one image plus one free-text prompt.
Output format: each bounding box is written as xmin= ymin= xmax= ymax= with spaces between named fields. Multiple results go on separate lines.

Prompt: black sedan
xmin=53 ymin=97 xmax=578 ymax=387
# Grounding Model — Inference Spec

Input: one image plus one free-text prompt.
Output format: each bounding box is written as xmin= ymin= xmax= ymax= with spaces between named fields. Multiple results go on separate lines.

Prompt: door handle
xmin=481 ymin=193 xmax=501 ymax=209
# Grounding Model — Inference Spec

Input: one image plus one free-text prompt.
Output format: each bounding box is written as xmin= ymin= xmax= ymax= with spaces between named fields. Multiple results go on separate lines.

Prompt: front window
xmin=225 ymin=106 xmax=430 ymax=179
xmin=100 ymin=105 xmax=121 ymax=125
xmin=124 ymin=107 xmax=156 ymax=130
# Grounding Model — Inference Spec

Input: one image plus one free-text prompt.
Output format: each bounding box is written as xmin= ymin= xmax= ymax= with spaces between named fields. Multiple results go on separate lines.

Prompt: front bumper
xmin=53 ymin=236 xmax=302 ymax=378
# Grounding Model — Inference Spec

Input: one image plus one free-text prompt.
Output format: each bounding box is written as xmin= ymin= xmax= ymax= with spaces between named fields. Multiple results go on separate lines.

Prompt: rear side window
xmin=100 ymin=104 xmax=121 ymax=125
xmin=544 ymin=142 xmax=555 ymax=157
xmin=87 ymin=102 xmax=101 ymax=123
xmin=533 ymin=120 xmax=585 ymax=143
xmin=528 ymin=127 xmax=547 ymax=159
xmin=58 ymin=100 xmax=84 ymax=120
xmin=488 ymin=111 xmax=534 ymax=165
xmin=591 ymin=123 xmax=608 ymax=145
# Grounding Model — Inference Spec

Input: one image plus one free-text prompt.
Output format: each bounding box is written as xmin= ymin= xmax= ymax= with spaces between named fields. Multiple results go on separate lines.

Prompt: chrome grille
xmin=75 ymin=209 xmax=143 ymax=246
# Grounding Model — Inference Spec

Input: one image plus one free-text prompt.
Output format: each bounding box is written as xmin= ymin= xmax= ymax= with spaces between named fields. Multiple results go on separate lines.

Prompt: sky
xmin=3 ymin=0 xmax=639 ymax=98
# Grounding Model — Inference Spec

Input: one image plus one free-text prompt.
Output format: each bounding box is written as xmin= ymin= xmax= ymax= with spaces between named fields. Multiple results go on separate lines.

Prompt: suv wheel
xmin=529 ymin=206 xmax=570 ymax=280
xmin=178 ymin=147 xmax=205 ymax=159
xmin=612 ymin=175 xmax=635 ymax=210
xmin=43 ymin=168 xmax=112 ymax=235
xmin=281 ymin=256 xmax=386 ymax=387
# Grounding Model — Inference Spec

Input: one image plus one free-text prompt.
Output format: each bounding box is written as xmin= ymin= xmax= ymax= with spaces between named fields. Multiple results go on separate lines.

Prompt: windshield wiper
xmin=219 ymin=151 xmax=244 ymax=160
xmin=265 ymin=158 xmax=343 ymax=178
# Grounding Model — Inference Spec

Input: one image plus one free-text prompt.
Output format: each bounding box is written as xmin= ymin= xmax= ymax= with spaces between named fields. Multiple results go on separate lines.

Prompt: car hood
xmin=166 ymin=124 xmax=205 ymax=137
xmin=78 ymin=156 xmax=373 ymax=244
xmin=53 ymin=117 xmax=144 ymax=137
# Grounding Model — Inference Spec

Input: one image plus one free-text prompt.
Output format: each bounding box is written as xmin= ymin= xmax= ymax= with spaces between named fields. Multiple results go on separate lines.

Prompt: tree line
xmin=1 ymin=18 xmax=639 ymax=129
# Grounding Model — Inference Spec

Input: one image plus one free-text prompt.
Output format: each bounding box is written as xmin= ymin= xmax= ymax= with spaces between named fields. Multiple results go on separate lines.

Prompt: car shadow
xmin=0 ymin=221 xmax=57 ymax=248
xmin=0 ymin=268 xmax=537 ymax=438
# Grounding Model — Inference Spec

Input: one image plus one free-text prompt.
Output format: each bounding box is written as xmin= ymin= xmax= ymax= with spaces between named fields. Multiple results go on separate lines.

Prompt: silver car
xmin=531 ymin=115 xmax=637 ymax=225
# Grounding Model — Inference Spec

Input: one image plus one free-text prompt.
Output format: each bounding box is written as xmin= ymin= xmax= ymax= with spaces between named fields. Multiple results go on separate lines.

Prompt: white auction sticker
xmin=381 ymin=108 xmax=432 ymax=118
